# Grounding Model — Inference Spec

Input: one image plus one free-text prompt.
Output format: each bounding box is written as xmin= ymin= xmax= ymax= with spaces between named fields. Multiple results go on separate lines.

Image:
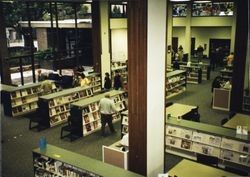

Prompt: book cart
xmin=37 ymin=86 xmax=94 ymax=128
xmin=2 ymin=82 xmax=57 ymax=117
xmin=70 ymin=90 xmax=127 ymax=137
xmin=165 ymin=117 xmax=249 ymax=173
xmin=166 ymin=70 xmax=187 ymax=99
xmin=32 ymin=144 xmax=143 ymax=177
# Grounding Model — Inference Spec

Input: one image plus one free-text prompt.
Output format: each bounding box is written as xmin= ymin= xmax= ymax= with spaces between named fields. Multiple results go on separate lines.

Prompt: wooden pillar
xmin=91 ymin=0 xmax=101 ymax=73
xmin=128 ymin=0 xmax=166 ymax=176
xmin=0 ymin=2 xmax=11 ymax=85
xmin=230 ymin=0 xmax=248 ymax=112
xmin=127 ymin=0 xmax=147 ymax=175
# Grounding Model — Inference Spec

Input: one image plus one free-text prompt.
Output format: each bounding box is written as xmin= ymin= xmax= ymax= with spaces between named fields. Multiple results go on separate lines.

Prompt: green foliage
xmin=35 ymin=48 xmax=53 ymax=60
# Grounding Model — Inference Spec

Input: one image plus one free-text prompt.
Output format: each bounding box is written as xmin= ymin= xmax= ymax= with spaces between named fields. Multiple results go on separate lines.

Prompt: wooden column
xmin=0 ymin=2 xmax=11 ymax=85
xmin=230 ymin=0 xmax=248 ymax=112
xmin=91 ymin=0 xmax=101 ymax=73
xmin=127 ymin=0 xmax=147 ymax=175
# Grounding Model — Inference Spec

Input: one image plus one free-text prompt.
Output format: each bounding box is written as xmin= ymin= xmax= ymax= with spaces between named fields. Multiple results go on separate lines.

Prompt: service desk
xmin=102 ymin=140 xmax=129 ymax=169
xmin=223 ymin=113 xmax=250 ymax=132
xmin=168 ymin=159 xmax=237 ymax=177
xmin=166 ymin=103 xmax=196 ymax=118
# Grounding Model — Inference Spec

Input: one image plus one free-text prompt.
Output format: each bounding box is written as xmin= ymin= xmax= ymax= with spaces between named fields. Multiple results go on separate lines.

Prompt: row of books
xmin=166 ymin=137 xmax=249 ymax=165
xmin=10 ymin=87 xmax=40 ymax=99
xmin=12 ymin=103 xmax=38 ymax=115
xmin=166 ymin=125 xmax=249 ymax=153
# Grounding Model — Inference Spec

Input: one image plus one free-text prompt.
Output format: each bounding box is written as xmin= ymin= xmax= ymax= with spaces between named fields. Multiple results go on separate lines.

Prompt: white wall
xmin=111 ymin=29 xmax=127 ymax=62
xmin=173 ymin=27 xmax=231 ymax=56
xmin=147 ymin=0 xmax=166 ymax=176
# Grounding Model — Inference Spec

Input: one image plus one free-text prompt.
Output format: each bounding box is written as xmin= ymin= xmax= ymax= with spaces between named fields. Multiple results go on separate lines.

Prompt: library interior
xmin=0 ymin=0 xmax=249 ymax=177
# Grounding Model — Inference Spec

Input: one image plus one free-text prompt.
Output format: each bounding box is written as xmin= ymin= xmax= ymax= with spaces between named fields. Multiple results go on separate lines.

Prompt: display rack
xmin=33 ymin=144 xmax=142 ymax=177
xmin=121 ymin=110 xmax=129 ymax=137
xmin=111 ymin=61 xmax=128 ymax=85
xmin=166 ymin=70 xmax=187 ymax=99
xmin=37 ymin=86 xmax=94 ymax=128
xmin=179 ymin=65 xmax=202 ymax=84
xmin=165 ymin=117 xmax=249 ymax=172
xmin=87 ymin=72 xmax=102 ymax=94
xmin=70 ymin=90 xmax=127 ymax=137
xmin=2 ymin=82 xmax=57 ymax=117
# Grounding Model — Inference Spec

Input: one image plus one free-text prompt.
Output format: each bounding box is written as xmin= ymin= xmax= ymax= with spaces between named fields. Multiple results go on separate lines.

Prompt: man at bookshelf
xmin=99 ymin=94 xmax=119 ymax=137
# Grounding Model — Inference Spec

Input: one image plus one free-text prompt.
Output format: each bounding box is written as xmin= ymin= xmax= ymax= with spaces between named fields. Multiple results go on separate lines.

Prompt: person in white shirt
xmin=99 ymin=94 xmax=118 ymax=136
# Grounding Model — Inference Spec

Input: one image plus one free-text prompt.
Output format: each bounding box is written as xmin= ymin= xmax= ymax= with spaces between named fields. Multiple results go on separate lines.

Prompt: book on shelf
xmin=49 ymin=100 xmax=55 ymax=108
xmin=89 ymin=103 xmax=97 ymax=112
xmin=27 ymin=88 xmax=32 ymax=95
xmin=92 ymin=111 xmax=100 ymax=120
xmin=122 ymin=125 xmax=128 ymax=134
xmin=180 ymin=139 xmax=192 ymax=150
xmin=83 ymin=115 xmax=90 ymax=124
xmin=122 ymin=116 xmax=128 ymax=125
xmin=79 ymin=90 xmax=87 ymax=98
xmin=85 ymin=124 xmax=92 ymax=132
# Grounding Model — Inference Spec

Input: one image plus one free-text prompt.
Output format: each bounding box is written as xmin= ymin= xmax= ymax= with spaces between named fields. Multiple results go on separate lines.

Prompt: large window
xmin=173 ymin=4 xmax=187 ymax=17
xmin=172 ymin=2 xmax=234 ymax=17
xmin=110 ymin=3 xmax=127 ymax=18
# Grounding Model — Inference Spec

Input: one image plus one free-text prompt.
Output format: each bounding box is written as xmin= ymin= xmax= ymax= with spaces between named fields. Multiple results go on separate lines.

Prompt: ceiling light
xmin=193 ymin=0 xmax=211 ymax=3
xmin=170 ymin=0 xmax=190 ymax=1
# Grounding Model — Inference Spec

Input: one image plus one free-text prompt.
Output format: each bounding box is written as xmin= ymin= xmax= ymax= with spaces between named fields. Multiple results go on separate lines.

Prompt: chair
xmin=29 ymin=116 xmax=48 ymax=132
xmin=60 ymin=116 xmax=80 ymax=141
xmin=191 ymin=106 xmax=200 ymax=122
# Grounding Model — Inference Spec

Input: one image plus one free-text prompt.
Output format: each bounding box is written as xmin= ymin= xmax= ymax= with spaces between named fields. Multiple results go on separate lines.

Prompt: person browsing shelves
xmin=99 ymin=94 xmax=118 ymax=137
xmin=80 ymin=73 xmax=91 ymax=87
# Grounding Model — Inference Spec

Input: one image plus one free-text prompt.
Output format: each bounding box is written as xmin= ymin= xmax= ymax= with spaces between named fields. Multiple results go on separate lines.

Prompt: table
xmin=166 ymin=103 xmax=196 ymax=118
xmin=223 ymin=113 xmax=250 ymax=132
xmin=168 ymin=159 xmax=238 ymax=177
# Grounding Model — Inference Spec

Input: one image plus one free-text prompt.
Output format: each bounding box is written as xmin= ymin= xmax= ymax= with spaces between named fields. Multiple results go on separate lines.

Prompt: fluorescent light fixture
xmin=193 ymin=0 xmax=211 ymax=3
xmin=169 ymin=0 xmax=190 ymax=2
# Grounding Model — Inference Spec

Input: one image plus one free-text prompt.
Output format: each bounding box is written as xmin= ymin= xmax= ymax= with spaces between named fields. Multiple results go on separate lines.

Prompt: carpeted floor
xmin=1 ymin=67 xmax=229 ymax=177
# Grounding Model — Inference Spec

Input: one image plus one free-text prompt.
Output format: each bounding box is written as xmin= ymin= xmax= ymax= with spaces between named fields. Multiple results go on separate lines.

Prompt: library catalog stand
xmin=37 ymin=86 xmax=94 ymax=128
xmin=70 ymin=90 xmax=127 ymax=137
xmin=166 ymin=70 xmax=187 ymax=99
xmin=102 ymin=140 xmax=129 ymax=170
xmin=33 ymin=144 xmax=142 ymax=177
xmin=2 ymin=82 xmax=57 ymax=117
xmin=165 ymin=117 xmax=249 ymax=173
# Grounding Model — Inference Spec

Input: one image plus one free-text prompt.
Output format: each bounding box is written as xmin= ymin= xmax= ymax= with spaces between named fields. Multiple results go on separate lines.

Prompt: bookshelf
xmin=165 ymin=117 xmax=249 ymax=171
xmin=111 ymin=61 xmax=128 ymax=85
xmin=37 ymin=86 xmax=94 ymax=128
xmin=179 ymin=65 xmax=202 ymax=84
xmin=70 ymin=90 xmax=127 ymax=137
xmin=33 ymin=144 xmax=143 ymax=177
xmin=2 ymin=82 xmax=57 ymax=117
xmin=121 ymin=110 xmax=129 ymax=137
xmin=179 ymin=62 xmax=210 ymax=80
xmin=87 ymin=72 xmax=102 ymax=94
xmin=220 ymin=68 xmax=233 ymax=81
xmin=242 ymin=93 xmax=250 ymax=112
xmin=166 ymin=70 xmax=187 ymax=99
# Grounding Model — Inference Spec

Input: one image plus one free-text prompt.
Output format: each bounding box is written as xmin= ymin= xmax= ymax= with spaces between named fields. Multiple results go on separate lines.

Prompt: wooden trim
xmin=127 ymin=0 xmax=147 ymax=176
xmin=92 ymin=0 xmax=101 ymax=73
xmin=230 ymin=0 xmax=248 ymax=112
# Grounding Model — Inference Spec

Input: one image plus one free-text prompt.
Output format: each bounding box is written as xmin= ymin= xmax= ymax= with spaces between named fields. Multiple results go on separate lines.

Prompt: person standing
xmin=104 ymin=72 xmax=112 ymax=91
xmin=80 ymin=73 xmax=91 ymax=87
xmin=40 ymin=75 xmax=53 ymax=95
xmin=37 ymin=69 xmax=46 ymax=82
xmin=226 ymin=52 xmax=234 ymax=66
xmin=197 ymin=45 xmax=204 ymax=62
xmin=113 ymin=71 xmax=123 ymax=90
xmin=99 ymin=94 xmax=118 ymax=136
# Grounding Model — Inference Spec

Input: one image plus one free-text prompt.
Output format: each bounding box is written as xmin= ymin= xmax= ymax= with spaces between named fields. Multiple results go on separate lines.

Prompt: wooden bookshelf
xmin=165 ymin=117 xmax=249 ymax=171
xmin=2 ymin=82 xmax=57 ymax=117
xmin=70 ymin=90 xmax=127 ymax=137
xmin=37 ymin=86 xmax=94 ymax=128
xmin=33 ymin=144 xmax=143 ymax=177
xmin=166 ymin=70 xmax=187 ymax=99
xmin=179 ymin=62 xmax=210 ymax=80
